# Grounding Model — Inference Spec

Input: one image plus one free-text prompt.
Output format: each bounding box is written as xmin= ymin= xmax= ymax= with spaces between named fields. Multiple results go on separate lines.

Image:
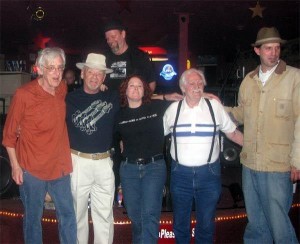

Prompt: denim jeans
xmin=242 ymin=165 xmax=298 ymax=244
xmin=171 ymin=160 xmax=221 ymax=244
xmin=19 ymin=171 xmax=76 ymax=244
xmin=120 ymin=158 xmax=167 ymax=244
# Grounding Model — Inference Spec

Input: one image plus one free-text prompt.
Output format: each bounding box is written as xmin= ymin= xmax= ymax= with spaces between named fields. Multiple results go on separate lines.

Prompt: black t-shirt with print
xmin=115 ymin=100 xmax=169 ymax=159
xmin=66 ymin=88 xmax=120 ymax=153
xmin=104 ymin=46 xmax=155 ymax=91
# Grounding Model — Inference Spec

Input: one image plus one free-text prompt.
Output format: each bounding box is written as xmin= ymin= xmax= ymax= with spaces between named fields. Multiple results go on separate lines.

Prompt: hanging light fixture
xmin=33 ymin=6 xmax=45 ymax=21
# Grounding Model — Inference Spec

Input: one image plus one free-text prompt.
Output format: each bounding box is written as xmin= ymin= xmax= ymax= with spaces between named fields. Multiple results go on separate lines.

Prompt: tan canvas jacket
xmin=227 ymin=60 xmax=300 ymax=172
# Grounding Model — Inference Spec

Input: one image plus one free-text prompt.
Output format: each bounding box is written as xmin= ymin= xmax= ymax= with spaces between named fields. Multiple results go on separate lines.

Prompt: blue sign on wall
xmin=160 ymin=64 xmax=177 ymax=81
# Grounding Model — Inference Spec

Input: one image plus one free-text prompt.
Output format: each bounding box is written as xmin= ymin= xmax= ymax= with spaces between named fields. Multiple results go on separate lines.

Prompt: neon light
xmin=138 ymin=46 xmax=167 ymax=56
xmin=160 ymin=64 xmax=177 ymax=81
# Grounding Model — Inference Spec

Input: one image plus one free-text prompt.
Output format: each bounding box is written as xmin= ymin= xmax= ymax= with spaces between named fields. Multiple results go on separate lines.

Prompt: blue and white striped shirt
xmin=163 ymin=97 xmax=236 ymax=166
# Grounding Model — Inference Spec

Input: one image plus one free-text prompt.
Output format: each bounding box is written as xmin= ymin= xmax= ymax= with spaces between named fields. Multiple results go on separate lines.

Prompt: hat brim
xmin=251 ymin=38 xmax=287 ymax=47
xmin=76 ymin=63 xmax=113 ymax=74
xmin=104 ymin=25 xmax=126 ymax=33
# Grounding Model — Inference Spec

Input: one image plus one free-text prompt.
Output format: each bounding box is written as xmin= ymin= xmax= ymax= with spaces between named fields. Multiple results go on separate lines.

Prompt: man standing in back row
xmin=103 ymin=19 xmax=156 ymax=92
xmin=227 ymin=27 xmax=300 ymax=243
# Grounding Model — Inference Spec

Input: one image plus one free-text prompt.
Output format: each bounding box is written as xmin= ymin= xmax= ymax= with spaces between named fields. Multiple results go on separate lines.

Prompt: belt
xmin=71 ymin=149 xmax=110 ymax=160
xmin=125 ymin=154 xmax=164 ymax=165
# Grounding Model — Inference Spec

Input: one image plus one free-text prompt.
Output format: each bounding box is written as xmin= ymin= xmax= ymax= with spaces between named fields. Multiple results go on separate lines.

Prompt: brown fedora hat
xmin=251 ymin=27 xmax=286 ymax=47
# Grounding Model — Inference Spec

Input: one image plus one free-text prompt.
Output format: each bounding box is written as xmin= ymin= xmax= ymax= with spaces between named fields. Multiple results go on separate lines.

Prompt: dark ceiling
xmin=1 ymin=0 xmax=299 ymax=63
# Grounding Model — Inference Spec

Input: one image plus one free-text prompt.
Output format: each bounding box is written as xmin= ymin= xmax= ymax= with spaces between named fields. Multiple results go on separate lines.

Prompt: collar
xmin=250 ymin=60 xmax=287 ymax=79
xmin=182 ymin=97 xmax=205 ymax=110
xmin=35 ymin=78 xmax=66 ymax=97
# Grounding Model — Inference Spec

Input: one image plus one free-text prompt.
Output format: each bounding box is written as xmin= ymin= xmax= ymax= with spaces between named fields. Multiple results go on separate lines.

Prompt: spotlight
xmin=223 ymin=146 xmax=238 ymax=162
xmin=33 ymin=7 xmax=45 ymax=21
xmin=220 ymin=133 xmax=242 ymax=167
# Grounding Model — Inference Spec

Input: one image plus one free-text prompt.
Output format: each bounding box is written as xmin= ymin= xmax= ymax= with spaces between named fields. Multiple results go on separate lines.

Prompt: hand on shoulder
xmin=100 ymin=84 xmax=108 ymax=91
xmin=164 ymin=92 xmax=183 ymax=101
xmin=202 ymin=92 xmax=221 ymax=103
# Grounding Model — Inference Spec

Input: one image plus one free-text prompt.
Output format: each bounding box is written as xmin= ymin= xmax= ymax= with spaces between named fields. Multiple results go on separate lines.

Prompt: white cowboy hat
xmin=76 ymin=53 xmax=113 ymax=74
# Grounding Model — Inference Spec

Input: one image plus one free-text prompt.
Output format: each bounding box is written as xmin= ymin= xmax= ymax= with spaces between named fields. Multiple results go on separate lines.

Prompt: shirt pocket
xmin=267 ymin=142 xmax=290 ymax=165
xmin=275 ymin=99 xmax=292 ymax=119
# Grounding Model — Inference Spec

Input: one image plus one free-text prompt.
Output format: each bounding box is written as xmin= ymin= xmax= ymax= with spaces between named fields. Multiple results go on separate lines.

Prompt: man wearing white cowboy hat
xmin=66 ymin=53 xmax=119 ymax=244
xmin=227 ymin=27 xmax=300 ymax=243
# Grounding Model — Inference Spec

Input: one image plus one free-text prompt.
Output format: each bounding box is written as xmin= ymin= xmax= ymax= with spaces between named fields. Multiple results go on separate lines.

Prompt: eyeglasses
xmin=186 ymin=80 xmax=204 ymax=86
xmin=42 ymin=65 xmax=65 ymax=73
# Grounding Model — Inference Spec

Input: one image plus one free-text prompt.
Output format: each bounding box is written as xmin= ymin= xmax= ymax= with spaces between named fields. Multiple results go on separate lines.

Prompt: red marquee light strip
xmin=1 ymin=203 xmax=299 ymax=225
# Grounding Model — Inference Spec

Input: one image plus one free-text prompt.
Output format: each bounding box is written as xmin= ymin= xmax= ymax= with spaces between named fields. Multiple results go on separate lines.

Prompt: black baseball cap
xmin=103 ymin=19 xmax=126 ymax=33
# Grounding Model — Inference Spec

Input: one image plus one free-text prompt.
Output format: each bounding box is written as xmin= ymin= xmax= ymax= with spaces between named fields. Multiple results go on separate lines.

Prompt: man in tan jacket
xmin=227 ymin=27 xmax=300 ymax=243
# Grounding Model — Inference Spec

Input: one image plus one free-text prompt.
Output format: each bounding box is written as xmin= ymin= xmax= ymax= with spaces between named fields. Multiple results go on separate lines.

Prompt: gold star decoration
xmin=249 ymin=1 xmax=265 ymax=18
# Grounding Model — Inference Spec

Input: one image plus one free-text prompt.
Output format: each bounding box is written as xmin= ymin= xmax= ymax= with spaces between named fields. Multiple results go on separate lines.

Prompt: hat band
xmin=255 ymin=37 xmax=284 ymax=45
xmin=84 ymin=63 xmax=107 ymax=68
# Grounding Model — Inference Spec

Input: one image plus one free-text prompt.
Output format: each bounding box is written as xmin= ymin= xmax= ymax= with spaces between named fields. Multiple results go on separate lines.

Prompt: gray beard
xmin=111 ymin=44 xmax=120 ymax=54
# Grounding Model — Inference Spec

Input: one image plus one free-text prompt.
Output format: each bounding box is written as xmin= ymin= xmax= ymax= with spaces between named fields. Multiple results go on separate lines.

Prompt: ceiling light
xmin=33 ymin=7 xmax=45 ymax=21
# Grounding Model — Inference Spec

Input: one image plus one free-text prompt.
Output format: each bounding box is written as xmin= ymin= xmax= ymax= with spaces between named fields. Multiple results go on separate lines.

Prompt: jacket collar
xmin=250 ymin=60 xmax=287 ymax=78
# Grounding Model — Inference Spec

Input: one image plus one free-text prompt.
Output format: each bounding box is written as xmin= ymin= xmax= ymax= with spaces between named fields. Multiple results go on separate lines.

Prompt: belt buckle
xmin=92 ymin=153 xmax=99 ymax=160
xmin=136 ymin=158 xmax=145 ymax=164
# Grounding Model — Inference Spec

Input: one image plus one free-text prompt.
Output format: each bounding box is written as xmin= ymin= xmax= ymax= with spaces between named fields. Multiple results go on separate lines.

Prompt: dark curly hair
xmin=119 ymin=75 xmax=152 ymax=107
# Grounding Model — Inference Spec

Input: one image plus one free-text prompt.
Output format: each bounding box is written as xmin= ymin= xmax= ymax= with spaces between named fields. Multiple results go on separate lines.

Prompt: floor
xmin=0 ymin=165 xmax=299 ymax=243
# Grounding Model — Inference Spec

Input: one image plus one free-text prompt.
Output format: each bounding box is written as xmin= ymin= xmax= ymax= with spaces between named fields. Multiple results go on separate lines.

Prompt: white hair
xmin=179 ymin=68 xmax=207 ymax=92
xmin=35 ymin=47 xmax=66 ymax=68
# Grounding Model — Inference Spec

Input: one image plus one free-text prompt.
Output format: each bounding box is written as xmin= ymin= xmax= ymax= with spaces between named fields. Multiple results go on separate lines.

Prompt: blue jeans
xmin=120 ymin=159 xmax=167 ymax=244
xmin=242 ymin=165 xmax=298 ymax=244
xmin=19 ymin=171 xmax=76 ymax=244
xmin=171 ymin=160 xmax=221 ymax=244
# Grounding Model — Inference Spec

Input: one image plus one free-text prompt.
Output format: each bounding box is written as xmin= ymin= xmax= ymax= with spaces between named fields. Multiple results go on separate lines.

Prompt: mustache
xmin=193 ymin=88 xmax=203 ymax=92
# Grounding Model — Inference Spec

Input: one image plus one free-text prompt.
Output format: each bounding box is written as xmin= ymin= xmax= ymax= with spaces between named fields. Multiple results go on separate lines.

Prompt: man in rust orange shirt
xmin=2 ymin=47 xmax=76 ymax=244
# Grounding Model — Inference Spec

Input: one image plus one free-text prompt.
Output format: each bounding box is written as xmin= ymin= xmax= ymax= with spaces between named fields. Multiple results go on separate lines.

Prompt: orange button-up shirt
xmin=2 ymin=79 xmax=72 ymax=180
